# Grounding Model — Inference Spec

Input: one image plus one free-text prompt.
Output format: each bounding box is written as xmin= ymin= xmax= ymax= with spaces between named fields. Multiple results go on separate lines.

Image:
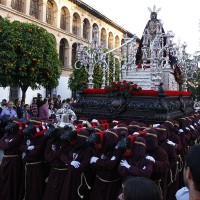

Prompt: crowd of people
xmin=0 ymin=108 xmax=200 ymax=200
xmin=0 ymin=94 xmax=75 ymax=121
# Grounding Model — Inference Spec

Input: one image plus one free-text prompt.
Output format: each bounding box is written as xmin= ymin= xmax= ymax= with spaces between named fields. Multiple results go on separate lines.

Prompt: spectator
xmin=121 ymin=176 xmax=161 ymax=200
xmin=39 ymin=98 xmax=49 ymax=120
xmin=36 ymin=93 xmax=43 ymax=109
xmin=20 ymin=104 xmax=31 ymax=121
xmin=0 ymin=101 xmax=18 ymax=118
xmin=1 ymin=99 xmax=7 ymax=108
xmin=17 ymin=99 xmax=25 ymax=119
xmin=48 ymin=103 xmax=56 ymax=119
xmin=183 ymin=145 xmax=200 ymax=200
xmin=54 ymin=95 xmax=62 ymax=109
xmin=30 ymin=97 xmax=38 ymax=117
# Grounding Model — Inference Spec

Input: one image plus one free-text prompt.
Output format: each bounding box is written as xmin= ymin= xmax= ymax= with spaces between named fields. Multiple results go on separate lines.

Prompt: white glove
xmin=190 ymin=125 xmax=195 ymax=130
xmin=113 ymin=126 xmax=118 ymax=129
xmin=90 ymin=156 xmax=99 ymax=164
xmin=70 ymin=161 xmax=80 ymax=168
xmin=120 ymin=160 xmax=131 ymax=169
xmin=167 ymin=140 xmax=176 ymax=147
xmin=111 ymin=156 xmax=116 ymax=161
xmin=82 ymin=121 xmax=87 ymax=124
xmin=186 ymin=127 xmax=190 ymax=131
xmin=194 ymin=123 xmax=197 ymax=126
xmin=91 ymin=119 xmax=98 ymax=123
xmin=178 ymin=129 xmax=184 ymax=134
xmin=146 ymin=156 xmax=155 ymax=163
xmin=27 ymin=145 xmax=35 ymax=151
xmin=5 ymin=139 xmax=9 ymax=143
xmin=153 ymin=124 xmax=160 ymax=128
xmin=52 ymin=144 xmax=56 ymax=151
xmin=132 ymin=132 xmax=139 ymax=135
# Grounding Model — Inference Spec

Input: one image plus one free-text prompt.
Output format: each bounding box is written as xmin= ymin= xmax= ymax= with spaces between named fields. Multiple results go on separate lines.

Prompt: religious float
xmin=73 ymin=6 xmax=198 ymax=122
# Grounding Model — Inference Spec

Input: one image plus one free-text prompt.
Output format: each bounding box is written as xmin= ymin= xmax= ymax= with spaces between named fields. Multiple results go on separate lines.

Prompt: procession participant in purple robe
xmin=156 ymin=124 xmax=178 ymax=200
xmin=116 ymin=123 xmax=129 ymax=140
xmin=186 ymin=116 xmax=199 ymax=143
xmin=0 ymin=114 xmax=12 ymax=138
xmin=145 ymin=128 xmax=170 ymax=199
xmin=43 ymin=125 xmax=76 ymax=200
xmin=19 ymin=124 xmax=47 ymax=200
xmin=128 ymin=121 xmax=141 ymax=135
xmin=118 ymin=136 xmax=154 ymax=181
xmin=60 ymin=129 xmax=93 ymax=200
xmin=0 ymin=121 xmax=23 ymax=200
xmin=89 ymin=128 xmax=122 ymax=200
xmin=178 ymin=117 xmax=191 ymax=151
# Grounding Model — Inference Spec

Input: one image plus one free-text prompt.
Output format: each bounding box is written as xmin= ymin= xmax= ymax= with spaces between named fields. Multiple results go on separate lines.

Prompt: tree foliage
xmin=0 ymin=18 xmax=62 ymax=99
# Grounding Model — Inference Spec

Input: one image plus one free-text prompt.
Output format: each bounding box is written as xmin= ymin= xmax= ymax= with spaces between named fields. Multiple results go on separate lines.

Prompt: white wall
xmin=0 ymin=87 xmax=10 ymax=102
xmin=56 ymin=76 xmax=72 ymax=100
xmin=22 ymin=87 xmax=46 ymax=104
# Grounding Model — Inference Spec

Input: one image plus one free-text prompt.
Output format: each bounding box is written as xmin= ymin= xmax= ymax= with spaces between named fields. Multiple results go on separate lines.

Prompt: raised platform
xmin=73 ymin=89 xmax=194 ymax=122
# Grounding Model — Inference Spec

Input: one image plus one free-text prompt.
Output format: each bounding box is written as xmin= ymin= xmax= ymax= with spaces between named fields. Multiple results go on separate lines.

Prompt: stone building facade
xmin=0 ymin=0 xmax=133 ymax=103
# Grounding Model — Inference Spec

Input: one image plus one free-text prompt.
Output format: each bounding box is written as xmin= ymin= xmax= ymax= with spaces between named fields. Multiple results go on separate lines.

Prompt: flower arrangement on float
xmin=105 ymin=80 xmax=142 ymax=97
xmin=83 ymin=80 xmax=192 ymax=97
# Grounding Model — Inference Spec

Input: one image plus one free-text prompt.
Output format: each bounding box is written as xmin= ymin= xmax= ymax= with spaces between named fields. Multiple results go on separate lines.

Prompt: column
xmin=80 ymin=21 xmax=84 ymax=38
xmin=5 ymin=0 xmax=12 ymax=8
xmin=39 ymin=1 xmax=47 ymax=22
xmin=55 ymin=9 xmax=60 ymax=28
xmin=68 ymin=47 xmax=72 ymax=68
xmin=24 ymin=0 xmax=31 ymax=15
xmin=69 ymin=15 xmax=73 ymax=33
xmin=89 ymin=26 xmax=92 ymax=42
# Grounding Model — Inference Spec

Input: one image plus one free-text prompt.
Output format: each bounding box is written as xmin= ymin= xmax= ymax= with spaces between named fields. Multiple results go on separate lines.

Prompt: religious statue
xmin=136 ymin=5 xmax=164 ymax=65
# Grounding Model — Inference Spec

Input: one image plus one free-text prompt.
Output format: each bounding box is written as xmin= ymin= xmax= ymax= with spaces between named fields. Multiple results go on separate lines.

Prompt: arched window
xmin=101 ymin=28 xmax=107 ymax=47
xmin=11 ymin=0 xmax=25 ymax=13
xmin=0 ymin=0 xmax=6 ymax=5
xmin=71 ymin=43 xmax=77 ymax=67
xmin=92 ymin=24 xmax=99 ymax=41
xmin=30 ymin=0 xmax=40 ymax=19
xmin=108 ymin=32 xmax=114 ymax=49
xmin=46 ymin=0 xmax=55 ymax=25
xmin=83 ymin=18 xmax=90 ymax=40
xmin=59 ymin=39 xmax=69 ymax=68
xmin=60 ymin=7 xmax=70 ymax=31
xmin=72 ymin=13 xmax=81 ymax=36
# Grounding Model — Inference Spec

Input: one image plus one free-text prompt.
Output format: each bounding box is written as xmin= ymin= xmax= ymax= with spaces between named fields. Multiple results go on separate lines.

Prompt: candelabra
xmin=75 ymin=26 xmax=107 ymax=89
xmin=176 ymin=43 xmax=199 ymax=91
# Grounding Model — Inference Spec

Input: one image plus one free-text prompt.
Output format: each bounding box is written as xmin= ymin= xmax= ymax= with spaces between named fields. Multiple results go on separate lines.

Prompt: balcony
xmin=29 ymin=6 xmax=41 ymax=20
xmin=11 ymin=0 xmax=24 ymax=13
xmin=72 ymin=26 xmax=79 ymax=36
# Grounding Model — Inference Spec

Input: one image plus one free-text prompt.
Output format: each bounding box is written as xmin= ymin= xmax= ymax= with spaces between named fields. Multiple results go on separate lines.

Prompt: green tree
xmin=0 ymin=18 xmax=62 ymax=100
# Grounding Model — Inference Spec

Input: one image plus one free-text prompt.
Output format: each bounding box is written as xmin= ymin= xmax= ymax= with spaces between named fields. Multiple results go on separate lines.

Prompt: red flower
xmin=133 ymin=84 xmax=138 ymax=89
xmin=123 ymin=80 xmax=127 ymax=83
xmin=119 ymin=87 xmax=123 ymax=92
xmin=117 ymin=82 xmax=121 ymax=86
xmin=125 ymin=83 xmax=130 ymax=89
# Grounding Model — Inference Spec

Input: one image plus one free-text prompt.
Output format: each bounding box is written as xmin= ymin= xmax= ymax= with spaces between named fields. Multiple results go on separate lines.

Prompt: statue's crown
xmin=148 ymin=5 xmax=161 ymax=14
